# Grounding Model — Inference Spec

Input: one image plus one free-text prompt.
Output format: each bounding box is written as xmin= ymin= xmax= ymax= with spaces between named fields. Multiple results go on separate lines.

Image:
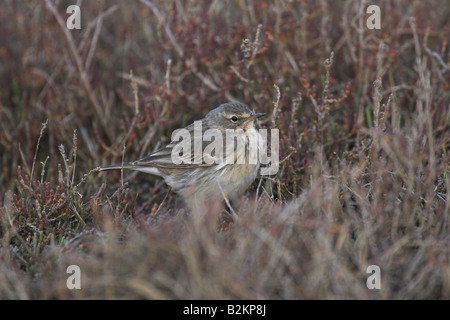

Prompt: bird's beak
xmin=246 ymin=113 xmax=266 ymax=122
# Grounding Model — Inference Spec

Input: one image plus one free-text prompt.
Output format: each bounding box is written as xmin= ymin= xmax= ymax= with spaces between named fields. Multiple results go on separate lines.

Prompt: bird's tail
xmin=99 ymin=162 xmax=135 ymax=171
xmin=99 ymin=162 xmax=161 ymax=176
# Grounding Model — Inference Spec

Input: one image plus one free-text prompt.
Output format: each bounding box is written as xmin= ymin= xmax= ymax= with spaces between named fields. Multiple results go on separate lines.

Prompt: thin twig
xmin=150 ymin=188 xmax=171 ymax=219
xmin=71 ymin=129 xmax=78 ymax=187
xmin=217 ymin=181 xmax=238 ymax=221
xmin=40 ymin=156 xmax=50 ymax=184
xmin=272 ymin=84 xmax=281 ymax=128
xmin=121 ymin=143 xmax=126 ymax=187
xmin=247 ymin=24 xmax=263 ymax=70
xmin=74 ymin=167 xmax=101 ymax=191
xmin=229 ymin=65 xmax=249 ymax=83
xmin=165 ymin=59 xmax=172 ymax=93
xmin=321 ymin=51 xmax=334 ymax=103
xmin=84 ymin=15 xmax=103 ymax=72
xmin=30 ymin=120 xmax=48 ymax=186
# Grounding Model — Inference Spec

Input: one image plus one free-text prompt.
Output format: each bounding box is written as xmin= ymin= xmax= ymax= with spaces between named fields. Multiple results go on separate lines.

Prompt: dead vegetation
xmin=0 ymin=0 xmax=449 ymax=299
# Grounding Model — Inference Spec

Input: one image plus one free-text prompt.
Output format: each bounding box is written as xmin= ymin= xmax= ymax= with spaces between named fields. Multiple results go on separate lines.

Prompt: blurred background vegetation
xmin=0 ymin=0 xmax=449 ymax=299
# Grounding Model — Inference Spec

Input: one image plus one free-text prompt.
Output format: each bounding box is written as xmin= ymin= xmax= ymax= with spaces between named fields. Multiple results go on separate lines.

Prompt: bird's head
xmin=206 ymin=102 xmax=266 ymax=130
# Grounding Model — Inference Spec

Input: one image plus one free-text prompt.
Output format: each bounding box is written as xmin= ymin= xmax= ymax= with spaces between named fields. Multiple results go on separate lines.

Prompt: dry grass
xmin=0 ymin=0 xmax=449 ymax=299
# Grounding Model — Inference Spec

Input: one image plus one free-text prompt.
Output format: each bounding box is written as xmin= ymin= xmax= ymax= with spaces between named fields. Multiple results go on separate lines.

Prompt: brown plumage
xmin=100 ymin=102 xmax=265 ymax=206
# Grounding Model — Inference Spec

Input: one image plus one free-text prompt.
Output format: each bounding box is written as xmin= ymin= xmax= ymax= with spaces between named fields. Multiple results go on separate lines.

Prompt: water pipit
xmin=100 ymin=102 xmax=266 ymax=206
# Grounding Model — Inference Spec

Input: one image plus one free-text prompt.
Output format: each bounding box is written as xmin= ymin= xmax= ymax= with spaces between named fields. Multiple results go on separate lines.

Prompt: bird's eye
xmin=230 ymin=116 xmax=238 ymax=122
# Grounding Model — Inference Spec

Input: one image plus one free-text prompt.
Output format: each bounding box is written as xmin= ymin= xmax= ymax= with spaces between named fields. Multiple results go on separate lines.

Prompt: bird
xmin=100 ymin=102 xmax=266 ymax=207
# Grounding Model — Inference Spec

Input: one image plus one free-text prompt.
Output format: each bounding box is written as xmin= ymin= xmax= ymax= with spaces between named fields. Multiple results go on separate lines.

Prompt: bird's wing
xmin=131 ymin=123 xmax=224 ymax=169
